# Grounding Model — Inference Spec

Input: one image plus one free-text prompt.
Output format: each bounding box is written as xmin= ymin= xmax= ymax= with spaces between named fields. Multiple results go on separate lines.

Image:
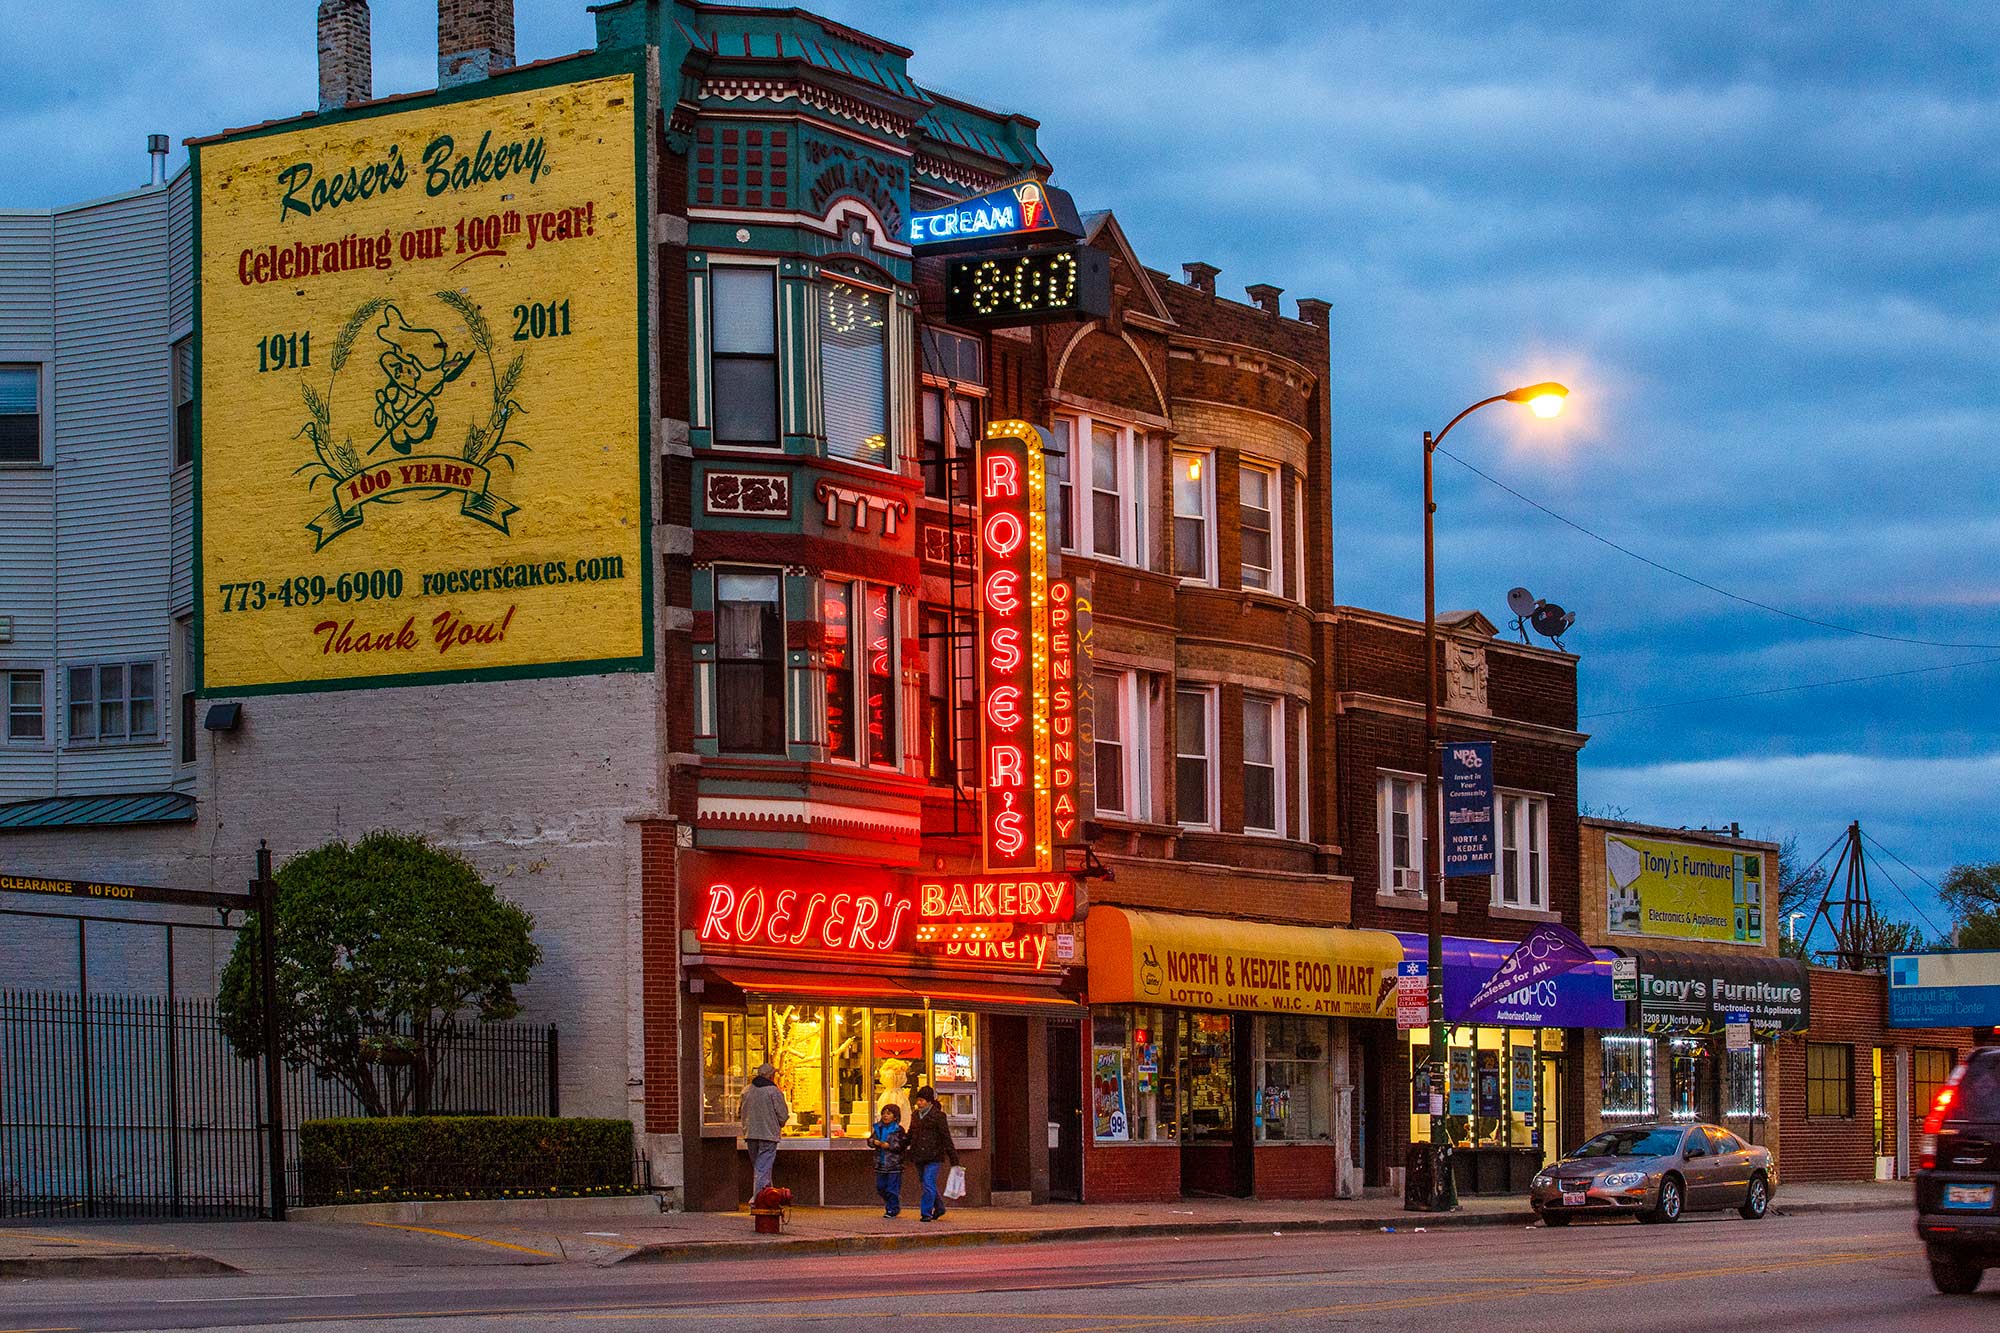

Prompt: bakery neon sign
xmin=696 ymin=880 xmax=913 ymax=953
xmin=978 ymin=420 xmax=1055 ymax=872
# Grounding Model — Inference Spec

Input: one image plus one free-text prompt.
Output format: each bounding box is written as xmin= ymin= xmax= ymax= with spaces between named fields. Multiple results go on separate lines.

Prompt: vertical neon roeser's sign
xmin=979 ymin=421 xmax=1049 ymax=872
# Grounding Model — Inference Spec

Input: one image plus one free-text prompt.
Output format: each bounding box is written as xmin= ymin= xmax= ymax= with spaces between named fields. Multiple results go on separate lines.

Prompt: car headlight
xmin=1532 ymin=1172 xmax=1552 ymax=1187
xmin=1601 ymin=1171 xmax=1648 ymax=1188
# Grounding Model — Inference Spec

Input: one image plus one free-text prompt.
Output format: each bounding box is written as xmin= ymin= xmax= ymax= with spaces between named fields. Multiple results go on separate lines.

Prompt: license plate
xmin=1561 ymin=1191 xmax=1587 ymax=1207
xmin=1942 ymin=1183 xmax=1995 ymax=1210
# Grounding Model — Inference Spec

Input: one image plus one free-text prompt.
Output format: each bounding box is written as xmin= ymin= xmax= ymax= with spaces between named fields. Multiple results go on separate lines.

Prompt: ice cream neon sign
xmin=906 ymin=179 xmax=1085 ymax=253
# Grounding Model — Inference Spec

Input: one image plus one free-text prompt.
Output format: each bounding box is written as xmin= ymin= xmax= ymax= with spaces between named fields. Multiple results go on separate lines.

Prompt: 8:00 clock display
xmin=944 ymin=245 xmax=1110 ymax=327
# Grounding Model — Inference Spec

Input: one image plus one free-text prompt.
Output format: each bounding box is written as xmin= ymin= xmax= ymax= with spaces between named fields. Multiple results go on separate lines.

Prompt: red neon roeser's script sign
xmin=978 ymin=421 xmax=1049 ymax=872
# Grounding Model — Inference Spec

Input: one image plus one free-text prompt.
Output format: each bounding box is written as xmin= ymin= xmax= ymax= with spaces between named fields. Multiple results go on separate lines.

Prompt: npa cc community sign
xmin=193 ymin=55 xmax=650 ymax=693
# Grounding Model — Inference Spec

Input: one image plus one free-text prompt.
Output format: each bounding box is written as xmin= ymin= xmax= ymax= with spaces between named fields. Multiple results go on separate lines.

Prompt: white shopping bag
xmin=942 ymin=1165 xmax=967 ymax=1200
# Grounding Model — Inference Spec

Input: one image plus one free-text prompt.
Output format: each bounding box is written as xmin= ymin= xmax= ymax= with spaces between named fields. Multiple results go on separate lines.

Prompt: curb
xmin=617 ymin=1208 xmax=1536 ymax=1264
xmin=290 ymin=1193 xmax=666 ymax=1225
xmin=0 ymin=1253 xmax=240 ymax=1280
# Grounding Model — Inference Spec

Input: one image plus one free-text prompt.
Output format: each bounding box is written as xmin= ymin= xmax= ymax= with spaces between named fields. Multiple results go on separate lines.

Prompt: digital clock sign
xmin=945 ymin=246 xmax=1111 ymax=328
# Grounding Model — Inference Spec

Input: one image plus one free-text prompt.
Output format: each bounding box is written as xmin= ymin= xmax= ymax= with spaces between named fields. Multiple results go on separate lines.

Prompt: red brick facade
xmin=1777 ymin=967 xmax=1977 ymax=1183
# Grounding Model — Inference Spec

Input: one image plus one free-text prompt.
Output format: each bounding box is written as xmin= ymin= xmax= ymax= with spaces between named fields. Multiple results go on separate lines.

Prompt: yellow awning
xmin=1085 ymin=907 xmax=1403 ymax=1018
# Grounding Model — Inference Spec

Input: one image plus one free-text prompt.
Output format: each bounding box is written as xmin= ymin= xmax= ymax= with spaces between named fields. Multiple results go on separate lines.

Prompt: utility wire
xmin=1854 ymin=842 xmax=1945 ymax=940
xmin=1435 ymin=446 xmax=2000 ymax=651
xmin=1579 ymin=654 xmax=2000 ymax=720
xmin=1856 ymin=824 xmax=1952 ymax=908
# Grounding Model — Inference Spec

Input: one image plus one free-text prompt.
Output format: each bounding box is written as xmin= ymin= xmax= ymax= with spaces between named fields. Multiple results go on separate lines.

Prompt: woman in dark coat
xmin=905 ymin=1085 xmax=960 ymax=1221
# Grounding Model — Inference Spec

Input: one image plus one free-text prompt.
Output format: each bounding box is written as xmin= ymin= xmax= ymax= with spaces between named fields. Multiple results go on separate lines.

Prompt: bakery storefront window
xmin=1091 ymin=1006 xmax=1178 ymax=1142
xmin=700 ymin=1002 xmax=980 ymax=1142
xmin=1256 ymin=1015 xmax=1333 ymax=1142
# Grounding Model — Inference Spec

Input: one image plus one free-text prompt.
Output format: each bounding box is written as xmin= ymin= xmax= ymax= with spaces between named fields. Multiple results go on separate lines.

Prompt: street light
xmin=1411 ymin=380 xmax=1568 ymax=1214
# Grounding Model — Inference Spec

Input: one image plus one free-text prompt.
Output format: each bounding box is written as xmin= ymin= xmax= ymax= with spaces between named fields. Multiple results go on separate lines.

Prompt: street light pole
xmin=1414 ymin=381 xmax=1567 ymax=1213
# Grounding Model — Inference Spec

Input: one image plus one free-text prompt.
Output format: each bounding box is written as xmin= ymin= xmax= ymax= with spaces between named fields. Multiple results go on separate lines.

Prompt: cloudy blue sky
xmin=6 ymin=1 xmax=1995 ymax=940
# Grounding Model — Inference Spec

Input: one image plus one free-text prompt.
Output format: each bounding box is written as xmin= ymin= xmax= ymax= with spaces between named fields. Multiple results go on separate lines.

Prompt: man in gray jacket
xmin=738 ymin=1062 xmax=789 ymax=1200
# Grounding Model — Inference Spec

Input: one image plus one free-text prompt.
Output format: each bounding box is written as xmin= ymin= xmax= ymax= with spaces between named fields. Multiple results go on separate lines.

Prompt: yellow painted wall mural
xmin=195 ymin=61 xmax=648 ymax=692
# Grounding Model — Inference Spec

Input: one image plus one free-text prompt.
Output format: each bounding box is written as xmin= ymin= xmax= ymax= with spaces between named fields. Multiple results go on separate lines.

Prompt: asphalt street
xmin=2 ymin=1210 xmax=1990 ymax=1332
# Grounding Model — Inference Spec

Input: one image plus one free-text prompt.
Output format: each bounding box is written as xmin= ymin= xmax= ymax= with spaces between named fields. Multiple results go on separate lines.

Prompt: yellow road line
xmin=360 ymin=1221 xmax=560 ymax=1258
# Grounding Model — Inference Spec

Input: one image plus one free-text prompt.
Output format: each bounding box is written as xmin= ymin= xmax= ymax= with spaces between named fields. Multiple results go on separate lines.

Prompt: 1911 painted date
xmin=256 ymin=331 xmax=311 ymax=372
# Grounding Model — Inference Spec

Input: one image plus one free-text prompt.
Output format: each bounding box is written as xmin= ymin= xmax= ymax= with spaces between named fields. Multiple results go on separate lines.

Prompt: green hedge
xmin=299 ymin=1116 xmax=637 ymax=1206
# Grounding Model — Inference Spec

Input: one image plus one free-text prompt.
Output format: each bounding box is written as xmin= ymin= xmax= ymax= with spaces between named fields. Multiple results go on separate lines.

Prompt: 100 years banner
xmin=195 ymin=58 xmax=649 ymax=692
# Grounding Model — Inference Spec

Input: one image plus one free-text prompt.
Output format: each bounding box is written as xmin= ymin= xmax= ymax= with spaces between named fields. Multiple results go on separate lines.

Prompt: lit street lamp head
xmin=1504 ymin=381 xmax=1569 ymax=419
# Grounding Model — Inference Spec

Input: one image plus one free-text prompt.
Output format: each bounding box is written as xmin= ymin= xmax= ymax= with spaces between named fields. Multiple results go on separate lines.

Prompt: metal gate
xmin=0 ymin=989 xmax=558 ymax=1219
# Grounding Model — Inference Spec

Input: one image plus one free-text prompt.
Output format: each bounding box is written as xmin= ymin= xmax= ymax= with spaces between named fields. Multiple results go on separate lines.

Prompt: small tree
xmin=218 ymin=831 xmax=540 ymax=1116
xmin=1939 ymin=861 xmax=2000 ymax=949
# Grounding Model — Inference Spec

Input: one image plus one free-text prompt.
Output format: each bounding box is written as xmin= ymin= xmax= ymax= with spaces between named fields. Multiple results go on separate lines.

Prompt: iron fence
xmin=0 ymin=989 xmax=557 ymax=1220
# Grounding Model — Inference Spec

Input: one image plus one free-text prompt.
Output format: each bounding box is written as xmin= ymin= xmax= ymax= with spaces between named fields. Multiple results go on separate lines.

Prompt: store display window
xmin=1182 ymin=1011 xmax=1235 ymax=1141
xmin=1091 ymin=1006 xmax=1177 ymax=1142
xmin=1407 ymin=1024 xmax=1554 ymax=1149
xmin=1255 ymin=1016 xmax=1332 ymax=1142
xmin=699 ymin=1002 xmax=980 ymax=1143
xmin=1600 ymin=1031 xmax=1655 ymax=1119
xmin=1725 ymin=1044 xmax=1766 ymax=1121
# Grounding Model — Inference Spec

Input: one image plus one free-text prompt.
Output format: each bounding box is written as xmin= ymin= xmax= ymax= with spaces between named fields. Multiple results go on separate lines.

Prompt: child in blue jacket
xmin=867 ymin=1104 xmax=907 ymax=1218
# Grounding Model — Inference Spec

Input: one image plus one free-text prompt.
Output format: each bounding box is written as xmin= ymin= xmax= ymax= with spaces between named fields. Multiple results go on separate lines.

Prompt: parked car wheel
xmin=1739 ymin=1172 xmax=1769 ymax=1221
xmin=1541 ymin=1211 xmax=1571 ymax=1227
xmin=1928 ymin=1256 xmax=1984 ymax=1295
xmin=1643 ymin=1174 xmax=1683 ymax=1224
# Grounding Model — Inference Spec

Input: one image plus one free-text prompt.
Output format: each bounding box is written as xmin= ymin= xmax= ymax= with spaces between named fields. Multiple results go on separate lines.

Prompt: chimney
xmin=1181 ymin=262 xmax=1219 ymax=296
xmin=1245 ymin=284 xmax=1283 ymax=317
xmin=147 ymin=134 xmax=169 ymax=187
xmin=318 ymin=0 xmax=373 ymax=112
xmin=439 ymin=0 xmax=515 ymax=88
xmin=1296 ymin=297 xmax=1331 ymax=330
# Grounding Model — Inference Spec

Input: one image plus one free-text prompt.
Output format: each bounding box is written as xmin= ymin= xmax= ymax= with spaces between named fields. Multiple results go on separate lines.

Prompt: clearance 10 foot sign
xmin=977 ymin=422 xmax=1082 ymax=872
xmin=195 ymin=64 xmax=648 ymax=693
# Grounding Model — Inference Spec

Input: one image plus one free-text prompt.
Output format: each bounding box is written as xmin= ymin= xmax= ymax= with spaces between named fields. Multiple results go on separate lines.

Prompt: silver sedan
xmin=1531 ymin=1122 xmax=1775 ymax=1225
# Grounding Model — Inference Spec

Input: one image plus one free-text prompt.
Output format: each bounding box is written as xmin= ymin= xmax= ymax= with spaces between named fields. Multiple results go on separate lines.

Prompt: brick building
xmin=1777 ymin=966 xmax=1977 ymax=1183
xmin=1330 ymin=609 xmax=1615 ymax=1194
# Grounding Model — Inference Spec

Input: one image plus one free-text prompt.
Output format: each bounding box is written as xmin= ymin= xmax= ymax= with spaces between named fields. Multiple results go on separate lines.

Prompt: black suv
xmin=1915 ymin=1046 xmax=2000 ymax=1295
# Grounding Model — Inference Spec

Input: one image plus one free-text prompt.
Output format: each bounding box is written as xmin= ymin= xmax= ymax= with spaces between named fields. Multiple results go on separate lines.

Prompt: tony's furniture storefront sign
xmin=194 ymin=54 xmax=650 ymax=694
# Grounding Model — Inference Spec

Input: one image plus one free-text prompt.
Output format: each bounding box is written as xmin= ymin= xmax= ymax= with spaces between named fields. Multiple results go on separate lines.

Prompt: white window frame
xmin=1241 ymin=692 xmax=1284 ymax=836
xmin=1295 ymin=705 xmax=1310 ymax=842
xmin=0 ymin=363 xmax=47 ymax=467
xmin=1093 ymin=669 xmax=1149 ymax=820
xmin=1056 ymin=411 xmax=1145 ymax=569
xmin=1378 ymin=771 xmax=1426 ymax=896
xmin=1291 ymin=474 xmax=1306 ymax=603
xmin=1174 ymin=685 xmax=1218 ymax=830
xmin=5 ymin=667 xmax=47 ymax=744
xmin=63 ymin=660 xmax=161 ymax=748
xmin=1239 ymin=460 xmax=1282 ymax=593
xmin=1492 ymin=790 xmax=1550 ymax=910
xmin=1170 ymin=448 xmax=1215 ymax=584
xmin=172 ymin=338 xmax=195 ymax=471
xmin=707 ymin=260 xmax=782 ymax=452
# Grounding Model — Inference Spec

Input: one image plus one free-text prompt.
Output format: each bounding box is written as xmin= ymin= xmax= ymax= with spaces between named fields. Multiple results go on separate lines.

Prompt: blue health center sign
xmin=1441 ymin=741 xmax=1495 ymax=877
xmin=1888 ymin=950 xmax=2000 ymax=1028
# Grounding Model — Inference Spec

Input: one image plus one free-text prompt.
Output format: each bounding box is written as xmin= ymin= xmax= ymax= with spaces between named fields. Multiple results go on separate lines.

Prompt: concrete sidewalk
xmin=0 ymin=1179 xmax=1912 ymax=1279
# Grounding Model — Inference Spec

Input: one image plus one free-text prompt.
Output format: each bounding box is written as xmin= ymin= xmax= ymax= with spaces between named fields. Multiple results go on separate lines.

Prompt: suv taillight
xmin=1922 ymin=1064 xmax=1967 ymax=1136
xmin=1919 ymin=1133 xmax=1936 ymax=1170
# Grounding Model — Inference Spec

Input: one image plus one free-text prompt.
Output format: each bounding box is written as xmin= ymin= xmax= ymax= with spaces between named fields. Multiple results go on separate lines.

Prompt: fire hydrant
xmin=751 ymin=1185 xmax=792 ymax=1234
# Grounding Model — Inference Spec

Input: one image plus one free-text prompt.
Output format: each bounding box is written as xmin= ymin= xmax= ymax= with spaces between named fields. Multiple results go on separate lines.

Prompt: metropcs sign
xmin=977 ymin=421 xmax=1082 ymax=873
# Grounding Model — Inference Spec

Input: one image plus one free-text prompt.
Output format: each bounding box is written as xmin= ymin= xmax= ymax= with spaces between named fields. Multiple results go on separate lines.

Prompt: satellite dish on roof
xmin=1506 ymin=587 xmax=1538 ymax=618
xmin=1530 ymin=600 xmax=1576 ymax=651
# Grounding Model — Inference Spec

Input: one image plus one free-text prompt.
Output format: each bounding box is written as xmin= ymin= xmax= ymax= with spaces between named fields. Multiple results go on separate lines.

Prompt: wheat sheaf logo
xmin=297 ymin=291 xmax=527 ymax=549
